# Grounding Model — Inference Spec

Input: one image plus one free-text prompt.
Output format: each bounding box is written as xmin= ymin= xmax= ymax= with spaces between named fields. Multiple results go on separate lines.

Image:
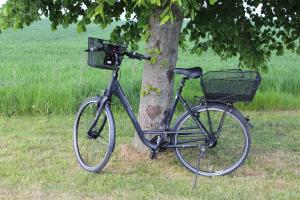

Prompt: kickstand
xmin=192 ymin=144 xmax=206 ymax=190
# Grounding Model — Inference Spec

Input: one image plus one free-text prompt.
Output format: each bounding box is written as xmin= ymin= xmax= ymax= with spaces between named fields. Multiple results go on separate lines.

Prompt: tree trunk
xmin=132 ymin=7 xmax=183 ymax=152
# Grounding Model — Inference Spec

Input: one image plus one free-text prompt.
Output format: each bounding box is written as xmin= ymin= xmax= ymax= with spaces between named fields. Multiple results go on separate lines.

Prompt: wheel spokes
xmin=77 ymin=102 xmax=110 ymax=167
xmin=175 ymin=107 xmax=249 ymax=175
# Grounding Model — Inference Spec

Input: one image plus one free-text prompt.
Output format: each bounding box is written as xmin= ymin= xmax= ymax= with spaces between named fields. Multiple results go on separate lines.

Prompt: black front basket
xmin=200 ymin=69 xmax=262 ymax=102
xmin=87 ymin=38 xmax=127 ymax=70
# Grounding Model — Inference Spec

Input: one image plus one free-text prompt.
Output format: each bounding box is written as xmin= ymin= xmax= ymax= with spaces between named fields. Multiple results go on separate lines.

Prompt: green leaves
xmin=13 ymin=19 xmax=22 ymax=30
xmin=110 ymin=26 xmax=121 ymax=42
xmin=0 ymin=16 xmax=7 ymax=30
xmin=296 ymin=47 xmax=300 ymax=56
xmin=134 ymin=0 xmax=144 ymax=7
xmin=104 ymin=0 xmax=115 ymax=6
xmin=276 ymin=45 xmax=284 ymax=56
xmin=160 ymin=15 xmax=170 ymax=25
xmin=0 ymin=0 xmax=299 ymax=71
xmin=209 ymin=0 xmax=218 ymax=5
xmin=0 ymin=5 xmax=11 ymax=30
xmin=140 ymin=84 xmax=161 ymax=96
xmin=51 ymin=22 xmax=57 ymax=31
xmin=77 ymin=21 xmax=86 ymax=33
xmin=159 ymin=2 xmax=176 ymax=25
xmin=2 ymin=6 xmax=10 ymax=16
xmin=94 ymin=2 xmax=104 ymax=19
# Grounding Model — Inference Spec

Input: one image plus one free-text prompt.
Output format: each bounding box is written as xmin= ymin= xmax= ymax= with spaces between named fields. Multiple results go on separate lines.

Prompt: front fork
xmin=87 ymin=96 xmax=109 ymax=135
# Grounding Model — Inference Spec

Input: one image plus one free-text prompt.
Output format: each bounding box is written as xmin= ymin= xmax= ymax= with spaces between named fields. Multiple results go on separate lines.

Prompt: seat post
xmin=177 ymin=76 xmax=188 ymax=95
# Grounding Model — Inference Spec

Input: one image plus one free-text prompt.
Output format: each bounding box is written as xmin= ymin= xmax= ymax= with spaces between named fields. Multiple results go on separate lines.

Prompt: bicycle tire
xmin=173 ymin=103 xmax=250 ymax=176
xmin=73 ymin=96 xmax=115 ymax=173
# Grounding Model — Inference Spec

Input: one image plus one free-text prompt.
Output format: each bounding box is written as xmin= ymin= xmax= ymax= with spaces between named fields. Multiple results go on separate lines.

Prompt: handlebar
xmin=124 ymin=51 xmax=151 ymax=61
xmin=86 ymin=46 xmax=151 ymax=61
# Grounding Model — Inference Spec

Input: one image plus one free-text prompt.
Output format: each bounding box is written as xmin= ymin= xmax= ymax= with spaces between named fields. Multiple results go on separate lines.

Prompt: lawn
xmin=0 ymin=111 xmax=299 ymax=199
xmin=0 ymin=20 xmax=300 ymax=115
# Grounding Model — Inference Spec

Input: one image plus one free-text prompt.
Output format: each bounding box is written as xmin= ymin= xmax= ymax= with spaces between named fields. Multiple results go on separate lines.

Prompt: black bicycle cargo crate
xmin=200 ymin=69 xmax=261 ymax=102
xmin=87 ymin=38 xmax=127 ymax=70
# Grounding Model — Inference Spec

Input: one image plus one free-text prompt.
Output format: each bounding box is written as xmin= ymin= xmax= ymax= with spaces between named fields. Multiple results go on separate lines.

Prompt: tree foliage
xmin=0 ymin=0 xmax=299 ymax=70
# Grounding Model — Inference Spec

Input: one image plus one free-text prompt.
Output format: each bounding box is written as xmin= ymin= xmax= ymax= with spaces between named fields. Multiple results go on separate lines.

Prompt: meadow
xmin=0 ymin=111 xmax=299 ymax=199
xmin=0 ymin=20 xmax=300 ymax=199
xmin=0 ymin=20 xmax=300 ymax=115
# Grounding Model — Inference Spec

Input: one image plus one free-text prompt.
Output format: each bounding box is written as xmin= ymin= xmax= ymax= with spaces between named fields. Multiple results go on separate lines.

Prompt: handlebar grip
xmin=143 ymin=56 xmax=151 ymax=61
xmin=126 ymin=52 xmax=151 ymax=61
xmin=135 ymin=52 xmax=144 ymax=60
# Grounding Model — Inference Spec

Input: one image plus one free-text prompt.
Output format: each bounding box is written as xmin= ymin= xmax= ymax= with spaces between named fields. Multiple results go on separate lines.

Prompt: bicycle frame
xmin=91 ymin=54 xmax=219 ymax=150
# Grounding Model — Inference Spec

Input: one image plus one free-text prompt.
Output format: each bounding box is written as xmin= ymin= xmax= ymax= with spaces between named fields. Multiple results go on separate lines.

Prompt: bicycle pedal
xmin=149 ymin=150 xmax=158 ymax=160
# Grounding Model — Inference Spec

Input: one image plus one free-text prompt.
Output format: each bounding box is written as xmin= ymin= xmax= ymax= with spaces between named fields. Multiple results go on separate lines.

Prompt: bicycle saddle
xmin=173 ymin=67 xmax=202 ymax=79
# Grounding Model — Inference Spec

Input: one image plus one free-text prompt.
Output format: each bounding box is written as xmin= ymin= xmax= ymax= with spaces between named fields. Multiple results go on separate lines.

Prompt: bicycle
xmin=73 ymin=38 xmax=261 ymax=176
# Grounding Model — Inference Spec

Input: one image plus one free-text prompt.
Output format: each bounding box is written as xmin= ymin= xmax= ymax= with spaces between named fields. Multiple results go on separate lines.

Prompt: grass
xmin=0 ymin=111 xmax=299 ymax=199
xmin=0 ymin=20 xmax=300 ymax=115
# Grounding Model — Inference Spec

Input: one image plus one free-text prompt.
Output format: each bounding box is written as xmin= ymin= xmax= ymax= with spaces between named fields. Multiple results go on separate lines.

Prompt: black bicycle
xmin=73 ymin=38 xmax=261 ymax=176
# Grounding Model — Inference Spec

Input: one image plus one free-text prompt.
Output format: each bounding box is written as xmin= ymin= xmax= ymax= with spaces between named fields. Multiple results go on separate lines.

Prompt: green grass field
xmin=0 ymin=111 xmax=300 ymax=199
xmin=0 ymin=20 xmax=300 ymax=115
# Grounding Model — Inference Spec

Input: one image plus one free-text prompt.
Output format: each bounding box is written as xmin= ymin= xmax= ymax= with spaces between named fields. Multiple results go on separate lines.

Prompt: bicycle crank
xmin=150 ymin=135 xmax=167 ymax=152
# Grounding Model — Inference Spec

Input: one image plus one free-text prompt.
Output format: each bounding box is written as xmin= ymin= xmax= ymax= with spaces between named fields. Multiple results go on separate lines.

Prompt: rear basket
xmin=87 ymin=38 xmax=127 ymax=70
xmin=200 ymin=69 xmax=261 ymax=102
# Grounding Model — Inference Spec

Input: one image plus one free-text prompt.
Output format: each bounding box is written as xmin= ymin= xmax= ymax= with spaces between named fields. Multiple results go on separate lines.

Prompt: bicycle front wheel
xmin=73 ymin=97 xmax=115 ymax=173
xmin=174 ymin=104 xmax=250 ymax=176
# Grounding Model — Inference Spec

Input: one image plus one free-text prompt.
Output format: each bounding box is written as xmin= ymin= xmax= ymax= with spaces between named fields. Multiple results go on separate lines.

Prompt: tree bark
xmin=132 ymin=7 xmax=183 ymax=152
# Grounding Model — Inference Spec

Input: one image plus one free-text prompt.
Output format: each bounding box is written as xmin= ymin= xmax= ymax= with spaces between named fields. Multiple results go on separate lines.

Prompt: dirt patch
xmin=293 ymin=168 xmax=300 ymax=176
xmin=0 ymin=185 xmax=59 ymax=200
xmin=107 ymin=146 xmax=300 ymax=179
xmin=105 ymin=144 xmax=187 ymax=178
xmin=234 ymin=151 xmax=300 ymax=177
xmin=105 ymin=144 xmax=150 ymax=174
xmin=258 ymin=151 xmax=300 ymax=169
xmin=242 ymin=151 xmax=300 ymax=177
xmin=0 ymin=143 xmax=6 ymax=149
xmin=118 ymin=144 xmax=148 ymax=163
xmin=237 ymin=167 xmax=267 ymax=177
xmin=0 ymin=187 xmax=115 ymax=200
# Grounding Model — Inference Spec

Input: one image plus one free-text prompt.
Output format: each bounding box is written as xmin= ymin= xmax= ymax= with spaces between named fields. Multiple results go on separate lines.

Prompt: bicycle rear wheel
xmin=174 ymin=104 xmax=250 ymax=176
xmin=73 ymin=97 xmax=115 ymax=173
